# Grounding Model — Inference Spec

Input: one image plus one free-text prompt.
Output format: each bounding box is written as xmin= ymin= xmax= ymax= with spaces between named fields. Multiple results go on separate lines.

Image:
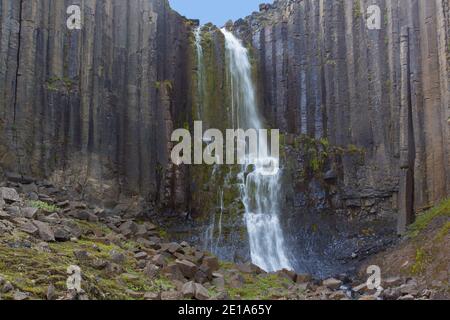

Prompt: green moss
xmin=0 ymin=224 xmax=167 ymax=300
xmin=227 ymin=274 xmax=291 ymax=300
xmin=408 ymin=198 xmax=450 ymax=238
xmin=45 ymin=76 xmax=77 ymax=93
xmin=435 ymin=222 xmax=450 ymax=242
xmin=353 ymin=1 xmax=362 ymax=19
xmin=29 ymin=200 xmax=58 ymax=213
xmin=410 ymin=248 xmax=428 ymax=275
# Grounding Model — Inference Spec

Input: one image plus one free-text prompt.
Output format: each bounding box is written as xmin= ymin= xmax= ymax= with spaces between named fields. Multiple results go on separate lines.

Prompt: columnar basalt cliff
xmin=235 ymin=0 xmax=449 ymax=215
xmin=0 ymin=0 xmax=449 ymax=276
xmin=0 ymin=0 xmax=192 ymax=210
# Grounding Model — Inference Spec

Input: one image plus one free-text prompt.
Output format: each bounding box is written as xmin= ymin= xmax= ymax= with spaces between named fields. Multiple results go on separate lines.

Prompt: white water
xmin=221 ymin=29 xmax=292 ymax=272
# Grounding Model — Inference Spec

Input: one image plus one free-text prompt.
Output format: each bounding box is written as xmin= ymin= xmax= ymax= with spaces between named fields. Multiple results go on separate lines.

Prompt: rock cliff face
xmin=0 ymin=0 xmax=192 ymax=210
xmin=0 ymin=0 xmax=449 ymax=276
xmin=235 ymin=0 xmax=449 ymax=218
xmin=227 ymin=0 xmax=449 ymax=275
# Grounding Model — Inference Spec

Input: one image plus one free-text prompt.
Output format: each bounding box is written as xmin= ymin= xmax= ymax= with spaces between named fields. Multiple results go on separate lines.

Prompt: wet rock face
xmin=236 ymin=0 xmax=449 ymax=214
xmin=0 ymin=0 xmax=192 ymax=210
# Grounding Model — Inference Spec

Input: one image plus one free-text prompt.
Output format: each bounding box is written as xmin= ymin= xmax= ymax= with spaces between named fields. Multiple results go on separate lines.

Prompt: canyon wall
xmin=0 ymin=0 xmax=449 ymax=275
xmin=234 ymin=0 xmax=449 ymax=229
xmin=0 ymin=0 xmax=192 ymax=210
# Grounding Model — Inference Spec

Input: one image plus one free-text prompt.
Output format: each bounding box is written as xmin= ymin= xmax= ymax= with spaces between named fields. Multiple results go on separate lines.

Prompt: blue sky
xmin=168 ymin=0 xmax=273 ymax=27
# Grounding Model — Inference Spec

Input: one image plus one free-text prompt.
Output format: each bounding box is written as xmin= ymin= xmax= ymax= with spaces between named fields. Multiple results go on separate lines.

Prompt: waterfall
xmin=221 ymin=29 xmax=292 ymax=272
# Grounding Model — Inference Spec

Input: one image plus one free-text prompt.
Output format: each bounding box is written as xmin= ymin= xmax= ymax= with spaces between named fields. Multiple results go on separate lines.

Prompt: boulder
xmin=194 ymin=267 xmax=209 ymax=284
xmin=119 ymin=221 xmax=139 ymax=237
xmin=54 ymin=227 xmax=71 ymax=242
xmin=74 ymin=250 xmax=90 ymax=261
xmin=175 ymin=259 xmax=198 ymax=279
xmin=110 ymin=250 xmax=126 ymax=264
xmin=182 ymin=281 xmax=196 ymax=299
xmin=382 ymin=276 xmax=403 ymax=288
xmin=161 ymin=291 xmax=182 ymax=300
xmin=152 ymin=254 xmax=168 ymax=267
xmin=228 ymin=273 xmax=245 ymax=288
xmin=134 ymin=252 xmax=148 ymax=260
xmin=0 ymin=210 xmax=10 ymax=219
xmin=22 ymin=207 xmax=38 ymax=219
xmin=6 ymin=206 xmax=21 ymax=217
xmin=382 ymin=287 xmax=402 ymax=300
xmin=161 ymin=242 xmax=182 ymax=254
xmin=13 ymin=291 xmax=30 ymax=301
xmin=21 ymin=183 xmax=38 ymax=194
xmin=72 ymin=210 xmax=91 ymax=221
xmin=144 ymin=263 xmax=159 ymax=279
xmin=295 ymin=274 xmax=313 ymax=283
xmin=236 ymin=263 xmax=253 ymax=274
xmin=399 ymin=283 xmax=419 ymax=296
xmin=162 ymin=263 xmax=185 ymax=282
xmin=202 ymin=256 xmax=220 ymax=274
xmin=0 ymin=187 xmax=20 ymax=202
xmin=212 ymin=273 xmax=225 ymax=290
xmin=91 ymin=259 xmax=108 ymax=270
xmin=277 ymin=269 xmax=297 ymax=282
xmin=46 ymin=284 xmax=57 ymax=300
xmin=322 ymin=278 xmax=343 ymax=290
xmin=329 ymin=291 xmax=347 ymax=300
xmin=144 ymin=292 xmax=160 ymax=300
xmin=20 ymin=222 xmax=39 ymax=236
xmin=2 ymin=281 xmax=13 ymax=293
xmin=194 ymin=283 xmax=210 ymax=300
xmin=33 ymin=220 xmax=55 ymax=242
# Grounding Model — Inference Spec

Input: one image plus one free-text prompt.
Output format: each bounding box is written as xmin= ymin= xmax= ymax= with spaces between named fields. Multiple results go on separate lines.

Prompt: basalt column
xmin=398 ymin=27 xmax=416 ymax=235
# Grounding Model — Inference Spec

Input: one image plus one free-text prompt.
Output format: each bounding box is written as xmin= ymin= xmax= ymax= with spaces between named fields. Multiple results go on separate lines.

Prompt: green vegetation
xmin=436 ymin=221 xmax=450 ymax=242
xmin=353 ymin=1 xmax=362 ymax=20
xmin=45 ymin=76 xmax=77 ymax=93
xmin=408 ymin=198 xmax=450 ymax=238
xmin=0 ymin=221 xmax=173 ymax=300
xmin=227 ymin=274 xmax=292 ymax=300
xmin=286 ymin=134 xmax=365 ymax=178
xmin=410 ymin=248 xmax=427 ymax=275
xmin=29 ymin=200 xmax=59 ymax=213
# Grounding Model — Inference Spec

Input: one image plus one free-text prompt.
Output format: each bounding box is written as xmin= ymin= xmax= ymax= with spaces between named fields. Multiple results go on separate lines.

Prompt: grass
xmin=408 ymin=198 xmax=450 ymax=238
xmin=227 ymin=274 xmax=291 ymax=300
xmin=29 ymin=200 xmax=59 ymax=213
xmin=410 ymin=248 xmax=427 ymax=275
xmin=435 ymin=222 xmax=450 ymax=242
xmin=0 ymin=219 xmax=301 ymax=300
xmin=0 ymin=221 xmax=168 ymax=300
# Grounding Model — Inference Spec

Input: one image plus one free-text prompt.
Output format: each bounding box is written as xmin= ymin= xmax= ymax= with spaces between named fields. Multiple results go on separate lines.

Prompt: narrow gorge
xmin=0 ymin=0 xmax=449 ymax=300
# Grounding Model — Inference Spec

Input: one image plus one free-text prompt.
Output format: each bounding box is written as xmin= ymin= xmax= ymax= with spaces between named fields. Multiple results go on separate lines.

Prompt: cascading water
xmin=221 ymin=29 xmax=292 ymax=272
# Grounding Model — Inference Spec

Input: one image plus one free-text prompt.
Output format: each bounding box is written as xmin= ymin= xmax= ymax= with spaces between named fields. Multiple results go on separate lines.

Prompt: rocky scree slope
xmin=0 ymin=176 xmax=445 ymax=300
